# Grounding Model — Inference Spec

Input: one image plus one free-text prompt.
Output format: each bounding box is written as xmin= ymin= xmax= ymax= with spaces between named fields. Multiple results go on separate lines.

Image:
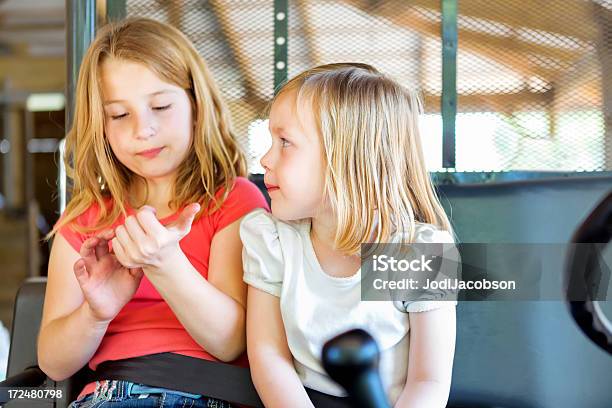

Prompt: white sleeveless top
xmin=240 ymin=209 xmax=457 ymax=404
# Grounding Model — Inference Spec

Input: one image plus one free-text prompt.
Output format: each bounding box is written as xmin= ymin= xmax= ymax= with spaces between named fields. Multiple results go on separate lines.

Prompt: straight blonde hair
xmin=48 ymin=17 xmax=246 ymax=239
xmin=276 ymin=63 xmax=451 ymax=255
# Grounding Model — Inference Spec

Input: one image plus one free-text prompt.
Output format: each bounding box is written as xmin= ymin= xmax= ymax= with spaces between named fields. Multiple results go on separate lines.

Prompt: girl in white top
xmin=241 ymin=63 xmax=457 ymax=408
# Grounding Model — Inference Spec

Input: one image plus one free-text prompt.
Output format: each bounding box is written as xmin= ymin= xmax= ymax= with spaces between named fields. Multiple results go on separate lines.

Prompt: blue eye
xmin=153 ymin=104 xmax=172 ymax=111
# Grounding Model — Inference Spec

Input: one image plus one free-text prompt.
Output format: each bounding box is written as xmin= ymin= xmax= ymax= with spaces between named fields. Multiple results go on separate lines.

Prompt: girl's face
xmin=261 ymin=90 xmax=327 ymax=220
xmin=101 ymin=58 xmax=193 ymax=184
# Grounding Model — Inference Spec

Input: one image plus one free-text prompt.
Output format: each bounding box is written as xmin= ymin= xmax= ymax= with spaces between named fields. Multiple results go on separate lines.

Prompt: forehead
xmin=269 ymin=90 xmax=297 ymax=120
xmin=100 ymin=58 xmax=178 ymax=100
xmin=269 ymin=90 xmax=317 ymax=134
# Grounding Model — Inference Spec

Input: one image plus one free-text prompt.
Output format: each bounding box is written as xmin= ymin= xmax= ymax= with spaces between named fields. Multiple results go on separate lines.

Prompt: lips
xmin=137 ymin=147 xmax=164 ymax=158
xmin=265 ymin=183 xmax=280 ymax=193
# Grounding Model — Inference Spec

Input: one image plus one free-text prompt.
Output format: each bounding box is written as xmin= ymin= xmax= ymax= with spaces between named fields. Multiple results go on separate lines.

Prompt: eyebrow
xmin=269 ymin=125 xmax=285 ymax=134
xmin=271 ymin=122 xmax=296 ymax=135
xmin=103 ymin=90 xmax=178 ymax=106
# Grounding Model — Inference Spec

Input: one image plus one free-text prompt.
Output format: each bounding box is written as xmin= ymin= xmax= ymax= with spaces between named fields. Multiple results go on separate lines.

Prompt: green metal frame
xmin=441 ymin=0 xmax=457 ymax=169
xmin=431 ymin=170 xmax=612 ymax=185
xmin=273 ymin=0 xmax=288 ymax=94
xmin=65 ymin=0 xmax=97 ymax=129
xmin=107 ymin=0 xmax=127 ymax=22
xmin=61 ymin=0 xmax=97 ymax=212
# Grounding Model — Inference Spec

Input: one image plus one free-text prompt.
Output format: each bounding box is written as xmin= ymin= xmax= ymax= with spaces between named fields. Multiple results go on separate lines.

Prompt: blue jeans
xmin=68 ymin=380 xmax=233 ymax=408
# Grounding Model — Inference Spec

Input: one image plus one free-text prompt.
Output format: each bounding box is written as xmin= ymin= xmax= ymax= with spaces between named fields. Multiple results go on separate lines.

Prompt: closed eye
xmin=111 ymin=113 xmax=128 ymax=120
xmin=153 ymin=104 xmax=172 ymax=111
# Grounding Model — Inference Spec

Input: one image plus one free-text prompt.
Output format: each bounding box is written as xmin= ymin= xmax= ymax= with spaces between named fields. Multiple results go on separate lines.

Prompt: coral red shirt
xmin=58 ymin=177 xmax=268 ymax=397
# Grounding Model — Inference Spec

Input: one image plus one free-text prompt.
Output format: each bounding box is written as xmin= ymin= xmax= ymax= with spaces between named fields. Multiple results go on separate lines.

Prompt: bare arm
xmin=394 ymin=306 xmax=456 ymax=408
xmin=247 ymin=286 xmax=314 ymax=408
xmin=37 ymin=235 xmax=112 ymax=381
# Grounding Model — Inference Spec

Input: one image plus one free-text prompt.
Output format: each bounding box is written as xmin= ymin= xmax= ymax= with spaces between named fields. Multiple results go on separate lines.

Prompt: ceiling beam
xmin=372 ymin=0 xmax=597 ymax=43
xmin=421 ymin=89 xmax=557 ymax=113
xmin=164 ymin=0 xmax=183 ymax=32
xmin=295 ymin=1 xmax=322 ymax=66
xmin=208 ymin=0 xmax=269 ymax=113
xmin=344 ymin=0 xmax=570 ymax=81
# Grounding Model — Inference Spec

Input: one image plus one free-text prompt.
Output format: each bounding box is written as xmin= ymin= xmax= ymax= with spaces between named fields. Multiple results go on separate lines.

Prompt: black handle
xmin=564 ymin=191 xmax=612 ymax=354
xmin=322 ymin=329 xmax=391 ymax=408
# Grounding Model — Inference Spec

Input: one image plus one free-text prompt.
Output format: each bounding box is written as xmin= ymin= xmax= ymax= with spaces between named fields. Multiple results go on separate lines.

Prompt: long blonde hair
xmin=276 ymin=63 xmax=451 ymax=254
xmin=48 ymin=17 xmax=246 ymax=239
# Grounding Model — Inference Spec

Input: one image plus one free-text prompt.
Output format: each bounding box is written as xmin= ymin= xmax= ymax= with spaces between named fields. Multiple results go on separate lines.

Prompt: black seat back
xmin=7 ymin=278 xmax=45 ymax=378
xmin=439 ymin=176 xmax=612 ymax=408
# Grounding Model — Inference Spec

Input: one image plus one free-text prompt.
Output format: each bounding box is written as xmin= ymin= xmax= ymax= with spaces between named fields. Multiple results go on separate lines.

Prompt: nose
xmin=260 ymin=146 xmax=274 ymax=171
xmin=134 ymin=109 xmax=157 ymax=140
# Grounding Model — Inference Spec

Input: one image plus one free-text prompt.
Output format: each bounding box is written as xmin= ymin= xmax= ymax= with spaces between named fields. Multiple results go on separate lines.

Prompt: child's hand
xmin=73 ymin=229 xmax=144 ymax=323
xmin=110 ymin=203 xmax=200 ymax=273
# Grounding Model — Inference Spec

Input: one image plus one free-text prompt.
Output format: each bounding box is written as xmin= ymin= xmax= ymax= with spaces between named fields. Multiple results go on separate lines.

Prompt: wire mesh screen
xmin=123 ymin=0 xmax=612 ymax=173
xmin=451 ymin=0 xmax=610 ymax=172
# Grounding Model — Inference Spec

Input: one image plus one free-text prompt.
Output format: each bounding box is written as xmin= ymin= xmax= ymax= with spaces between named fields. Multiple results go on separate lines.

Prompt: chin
xmin=133 ymin=165 xmax=180 ymax=179
xmin=270 ymin=201 xmax=309 ymax=222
